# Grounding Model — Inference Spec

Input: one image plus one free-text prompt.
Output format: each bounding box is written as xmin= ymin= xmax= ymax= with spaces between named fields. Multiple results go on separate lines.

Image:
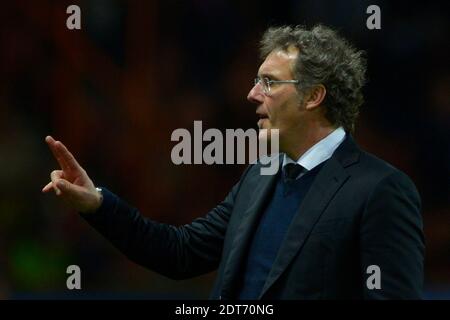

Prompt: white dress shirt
xmin=282 ymin=127 xmax=346 ymax=179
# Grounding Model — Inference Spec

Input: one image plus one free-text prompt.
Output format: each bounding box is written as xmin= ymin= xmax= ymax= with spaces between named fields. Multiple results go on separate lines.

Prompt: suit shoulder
xmin=356 ymin=149 xmax=418 ymax=192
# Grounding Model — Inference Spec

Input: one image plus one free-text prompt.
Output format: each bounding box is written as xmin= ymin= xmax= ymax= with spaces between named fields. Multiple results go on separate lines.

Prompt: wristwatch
xmin=95 ymin=187 xmax=103 ymax=204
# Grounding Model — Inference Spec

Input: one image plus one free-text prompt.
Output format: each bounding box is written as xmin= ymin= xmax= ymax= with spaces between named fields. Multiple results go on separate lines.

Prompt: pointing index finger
xmin=45 ymin=136 xmax=82 ymax=172
xmin=46 ymin=136 xmax=69 ymax=171
xmin=54 ymin=140 xmax=83 ymax=172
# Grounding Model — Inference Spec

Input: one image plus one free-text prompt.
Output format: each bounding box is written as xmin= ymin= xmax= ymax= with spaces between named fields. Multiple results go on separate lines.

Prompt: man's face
xmin=247 ymin=47 xmax=304 ymax=144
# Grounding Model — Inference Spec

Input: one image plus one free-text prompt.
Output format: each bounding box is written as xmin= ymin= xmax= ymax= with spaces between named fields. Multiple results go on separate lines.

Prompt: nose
xmin=247 ymin=82 xmax=265 ymax=105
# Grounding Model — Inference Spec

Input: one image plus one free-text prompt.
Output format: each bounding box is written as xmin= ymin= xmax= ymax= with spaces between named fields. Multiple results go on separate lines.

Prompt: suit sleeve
xmin=359 ymin=170 xmax=425 ymax=299
xmin=80 ymin=169 xmax=250 ymax=280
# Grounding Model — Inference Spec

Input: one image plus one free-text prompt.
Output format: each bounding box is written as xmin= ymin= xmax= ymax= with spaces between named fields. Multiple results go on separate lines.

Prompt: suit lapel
xmin=220 ymin=155 xmax=282 ymax=297
xmin=259 ymin=135 xmax=360 ymax=298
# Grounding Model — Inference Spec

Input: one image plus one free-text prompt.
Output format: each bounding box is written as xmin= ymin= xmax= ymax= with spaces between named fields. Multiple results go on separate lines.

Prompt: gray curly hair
xmin=260 ymin=24 xmax=367 ymax=132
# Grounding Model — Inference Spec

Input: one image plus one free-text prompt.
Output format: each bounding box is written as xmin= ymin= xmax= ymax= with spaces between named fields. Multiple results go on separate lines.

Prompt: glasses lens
xmin=263 ymin=78 xmax=270 ymax=93
xmin=254 ymin=77 xmax=270 ymax=94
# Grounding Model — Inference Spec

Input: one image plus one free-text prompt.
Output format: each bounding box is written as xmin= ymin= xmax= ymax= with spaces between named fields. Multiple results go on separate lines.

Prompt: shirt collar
xmin=283 ymin=127 xmax=346 ymax=171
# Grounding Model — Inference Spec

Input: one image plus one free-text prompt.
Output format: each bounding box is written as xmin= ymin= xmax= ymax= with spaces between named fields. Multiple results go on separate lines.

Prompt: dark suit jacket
xmin=83 ymin=135 xmax=425 ymax=299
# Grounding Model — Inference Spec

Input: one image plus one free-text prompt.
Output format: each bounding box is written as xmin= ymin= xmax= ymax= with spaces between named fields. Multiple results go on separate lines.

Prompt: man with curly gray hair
xmin=44 ymin=24 xmax=424 ymax=300
xmin=259 ymin=24 xmax=366 ymax=133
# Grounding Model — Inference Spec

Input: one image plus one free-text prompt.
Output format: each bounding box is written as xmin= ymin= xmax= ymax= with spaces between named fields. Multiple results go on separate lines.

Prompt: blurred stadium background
xmin=0 ymin=0 xmax=448 ymax=299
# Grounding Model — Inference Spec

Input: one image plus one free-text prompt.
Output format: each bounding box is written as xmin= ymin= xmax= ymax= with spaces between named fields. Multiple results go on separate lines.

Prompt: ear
xmin=304 ymin=84 xmax=326 ymax=110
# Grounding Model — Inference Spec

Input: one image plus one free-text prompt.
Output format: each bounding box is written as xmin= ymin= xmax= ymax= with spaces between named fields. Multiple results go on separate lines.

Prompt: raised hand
xmin=42 ymin=136 xmax=102 ymax=213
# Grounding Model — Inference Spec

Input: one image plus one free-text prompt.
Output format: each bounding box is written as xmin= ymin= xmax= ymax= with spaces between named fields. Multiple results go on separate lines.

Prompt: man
xmin=43 ymin=25 xmax=424 ymax=299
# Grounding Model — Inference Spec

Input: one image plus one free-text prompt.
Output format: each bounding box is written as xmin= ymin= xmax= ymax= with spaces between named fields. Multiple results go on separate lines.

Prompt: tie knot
xmin=284 ymin=163 xmax=305 ymax=181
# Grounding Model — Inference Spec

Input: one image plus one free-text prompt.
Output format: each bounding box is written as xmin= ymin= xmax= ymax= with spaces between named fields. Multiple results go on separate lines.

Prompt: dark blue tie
xmin=284 ymin=163 xmax=305 ymax=182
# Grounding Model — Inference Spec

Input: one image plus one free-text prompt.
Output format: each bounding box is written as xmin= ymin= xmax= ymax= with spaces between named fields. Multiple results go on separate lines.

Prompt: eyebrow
xmin=257 ymin=72 xmax=280 ymax=80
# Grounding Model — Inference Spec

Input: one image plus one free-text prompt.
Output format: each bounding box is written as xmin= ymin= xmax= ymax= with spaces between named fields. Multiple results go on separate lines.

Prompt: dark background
xmin=0 ymin=0 xmax=448 ymax=299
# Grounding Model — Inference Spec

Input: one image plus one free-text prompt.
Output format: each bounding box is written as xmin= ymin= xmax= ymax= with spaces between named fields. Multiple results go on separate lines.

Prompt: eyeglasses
xmin=254 ymin=76 xmax=299 ymax=95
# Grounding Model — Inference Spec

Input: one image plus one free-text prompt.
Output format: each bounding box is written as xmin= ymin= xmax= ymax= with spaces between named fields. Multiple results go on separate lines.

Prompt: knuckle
xmin=50 ymin=170 xmax=61 ymax=179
